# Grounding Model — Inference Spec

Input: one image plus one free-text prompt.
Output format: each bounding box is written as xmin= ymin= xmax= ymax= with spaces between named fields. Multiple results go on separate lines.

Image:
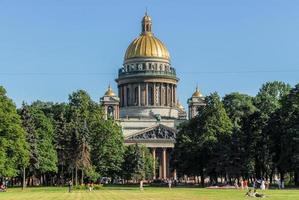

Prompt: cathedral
xmin=100 ymin=13 xmax=205 ymax=179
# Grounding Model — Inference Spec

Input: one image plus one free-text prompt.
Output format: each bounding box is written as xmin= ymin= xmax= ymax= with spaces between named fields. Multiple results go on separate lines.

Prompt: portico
xmin=124 ymin=124 xmax=176 ymax=179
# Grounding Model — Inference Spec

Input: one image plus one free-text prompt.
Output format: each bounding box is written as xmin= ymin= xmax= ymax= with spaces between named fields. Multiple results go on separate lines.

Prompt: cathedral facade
xmin=100 ymin=13 xmax=205 ymax=179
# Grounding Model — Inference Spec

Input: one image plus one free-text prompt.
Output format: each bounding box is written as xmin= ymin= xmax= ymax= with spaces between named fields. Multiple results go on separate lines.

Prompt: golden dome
xmin=177 ymin=100 xmax=184 ymax=110
xmin=124 ymin=13 xmax=170 ymax=61
xmin=104 ymin=85 xmax=116 ymax=97
xmin=192 ymin=86 xmax=203 ymax=97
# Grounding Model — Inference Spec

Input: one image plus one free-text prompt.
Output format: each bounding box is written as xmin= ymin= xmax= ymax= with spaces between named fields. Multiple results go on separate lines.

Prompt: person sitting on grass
xmin=253 ymin=189 xmax=266 ymax=198
xmin=245 ymin=189 xmax=255 ymax=197
xmin=0 ymin=183 xmax=7 ymax=192
xmin=245 ymin=189 xmax=266 ymax=198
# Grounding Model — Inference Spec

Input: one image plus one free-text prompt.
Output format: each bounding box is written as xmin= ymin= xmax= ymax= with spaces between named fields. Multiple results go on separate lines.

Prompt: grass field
xmin=1 ymin=186 xmax=299 ymax=200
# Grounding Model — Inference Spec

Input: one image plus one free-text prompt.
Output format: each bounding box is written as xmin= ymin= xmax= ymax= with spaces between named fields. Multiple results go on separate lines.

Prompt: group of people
xmin=234 ymin=178 xmax=272 ymax=190
xmin=234 ymin=179 xmax=249 ymax=189
xmin=139 ymin=179 xmax=175 ymax=190
xmin=67 ymin=180 xmax=95 ymax=193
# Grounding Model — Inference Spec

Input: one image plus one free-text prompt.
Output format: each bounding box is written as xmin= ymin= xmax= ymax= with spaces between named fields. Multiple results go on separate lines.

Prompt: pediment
xmin=125 ymin=124 xmax=177 ymax=142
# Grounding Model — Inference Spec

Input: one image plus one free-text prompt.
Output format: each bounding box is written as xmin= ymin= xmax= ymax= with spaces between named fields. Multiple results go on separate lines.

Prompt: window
xmin=107 ymin=106 xmax=114 ymax=119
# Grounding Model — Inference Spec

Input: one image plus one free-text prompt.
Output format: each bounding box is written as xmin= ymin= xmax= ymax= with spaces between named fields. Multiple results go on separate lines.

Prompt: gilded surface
xmin=104 ymin=85 xmax=116 ymax=96
xmin=124 ymin=13 xmax=170 ymax=60
xmin=192 ymin=86 xmax=203 ymax=97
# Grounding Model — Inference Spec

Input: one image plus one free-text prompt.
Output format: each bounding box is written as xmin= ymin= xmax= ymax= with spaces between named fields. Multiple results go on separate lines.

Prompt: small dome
xmin=142 ymin=14 xmax=152 ymax=22
xmin=192 ymin=86 xmax=203 ymax=97
xmin=104 ymin=85 xmax=116 ymax=97
xmin=177 ymin=100 xmax=184 ymax=110
xmin=124 ymin=13 xmax=170 ymax=61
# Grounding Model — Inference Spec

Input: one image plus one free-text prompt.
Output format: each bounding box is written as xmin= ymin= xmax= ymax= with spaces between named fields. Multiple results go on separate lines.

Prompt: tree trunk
xmin=75 ymin=166 xmax=78 ymax=186
xmin=200 ymin=170 xmax=205 ymax=187
xmin=81 ymin=169 xmax=84 ymax=185
xmin=295 ymin=170 xmax=299 ymax=186
xmin=71 ymin=169 xmax=74 ymax=185
xmin=270 ymin=169 xmax=274 ymax=184
xmin=22 ymin=167 xmax=26 ymax=190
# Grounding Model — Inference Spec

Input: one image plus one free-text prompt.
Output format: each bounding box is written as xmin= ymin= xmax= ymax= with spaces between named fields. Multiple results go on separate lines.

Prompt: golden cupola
xmin=124 ymin=12 xmax=170 ymax=61
xmin=192 ymin=86 xmax=203 ymax=97
xmin=104 ymin=85 xmax=116 ymax=97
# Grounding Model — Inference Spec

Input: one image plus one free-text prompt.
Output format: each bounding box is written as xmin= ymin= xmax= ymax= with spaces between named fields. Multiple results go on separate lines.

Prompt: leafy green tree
xmin=90 ymin=119 xmax=124 ymax=178
xmin=121 ymin=144 xmax=153 ymax=181
xmin=0 ymin=86 xmax=29 ymax=179
xmin=174 ymin=92 xmax=232 ymax=185
xmin=252 ymin=81 xmax=291 ymax=179
xmin=223 ymin=93 xmax=256 ymax=179
xmin=268 ymin=84 xmax=299 ymax=185
xmin=19 ymin=103 xmax=39 ymax=187
xmin=68 ymin=90 xmax=93 ymax=185
xmin=30 ymin=106 xmax=58 ymax=184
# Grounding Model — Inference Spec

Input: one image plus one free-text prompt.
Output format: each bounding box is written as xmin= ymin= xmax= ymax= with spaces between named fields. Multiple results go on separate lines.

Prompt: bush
xmin=73 ymin=185 xmax=88 ymax=190
xmin=93 ymin=184 xmax=103 ymax=190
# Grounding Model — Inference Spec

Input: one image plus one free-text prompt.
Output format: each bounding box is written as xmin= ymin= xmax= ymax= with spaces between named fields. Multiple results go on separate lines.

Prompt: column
xmin=160 ymin=84 xmax=163 ymax=106
xmin=162 ymin=148 xmax=167 ymax=179
xmin=138 ymin=84 xmax=141 ymax=106
xmin=153 ymin=83 xmax=157 ymax=106
xmin=152 ymin=148 xmax=156 ymax=179
xmin=170 ymin=84 xmax=175 ymax=106
xmin=174 ymin=86 xmax=177 ymax=105
xmin=145 ymin=83 xmax=148 ymax=106
xmin=123 ymin=85 xmax=127 ymax=107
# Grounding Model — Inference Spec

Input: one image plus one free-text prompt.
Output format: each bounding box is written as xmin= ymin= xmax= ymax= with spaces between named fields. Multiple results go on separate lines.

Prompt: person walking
xmin=68 ymin=180 xmax=73 ymax=193
xmin=168 ymin=179 xmax=172 ymax=189
xmin=234 ymin=179 xmax=239 ymax=189
xmin=244 ymin=179 xmax=248 ymax=190
xmin=240 ymin=178 xmax=244 ymax=190
xmin=139 ymin=180 xmax=144 ymax=190
xmin=260 ymin=179 xmax=265 ymax=190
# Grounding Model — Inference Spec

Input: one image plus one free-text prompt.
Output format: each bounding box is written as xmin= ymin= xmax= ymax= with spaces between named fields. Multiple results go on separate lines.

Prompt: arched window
xmin=107 ymin=106 xmax=114 ymax=119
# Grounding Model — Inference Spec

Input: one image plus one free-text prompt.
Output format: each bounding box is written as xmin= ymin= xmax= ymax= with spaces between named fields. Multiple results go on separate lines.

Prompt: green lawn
xmin=1 ymin=186 xmax=298 ymax=200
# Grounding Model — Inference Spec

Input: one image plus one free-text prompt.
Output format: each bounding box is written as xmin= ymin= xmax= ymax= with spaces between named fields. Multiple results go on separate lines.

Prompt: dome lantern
xmin=124 ymin=12 xmax=170 ymax=61
xmin=141 ymin=11 xmax=152 ymax=35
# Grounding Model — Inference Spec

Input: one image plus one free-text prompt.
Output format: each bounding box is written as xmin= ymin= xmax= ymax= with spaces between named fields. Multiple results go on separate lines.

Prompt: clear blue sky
xmin=0 ymin=0 xmax=298 ymax=108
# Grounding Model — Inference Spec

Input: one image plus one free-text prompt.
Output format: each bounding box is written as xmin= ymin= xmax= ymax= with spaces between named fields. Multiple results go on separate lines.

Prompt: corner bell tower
xmin=100 ymin=85 xmax=120 ymax=120
xmin=187 ymin=86 xmax=205 ymax=119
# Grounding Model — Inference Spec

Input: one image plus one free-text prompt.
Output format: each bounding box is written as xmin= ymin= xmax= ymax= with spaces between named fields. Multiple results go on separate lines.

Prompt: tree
xmin=174 ymin=92 xmax=233 ymax=186
xmin=121 ymin=144 xmax=154 ymax=181
xmin=68 ymin=90 xmax=93 ymax=185
xmin=0 ymin=86 xmax=29 ymax=181
xmin=90 ymin=119 xmax=124 ymax=178
xmin=223 ymin=93 xmax=256 ymax=179
xmin=268 ymin=84 xmax=299 ymax=185
xmin=29 ymin=106 xmax=58 ymax=185
xmin=252 ymin=81 xmax=291 ymax=180
xmin=19 ymin=103 xmax=39 ymax=188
